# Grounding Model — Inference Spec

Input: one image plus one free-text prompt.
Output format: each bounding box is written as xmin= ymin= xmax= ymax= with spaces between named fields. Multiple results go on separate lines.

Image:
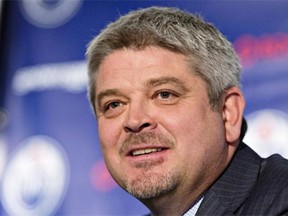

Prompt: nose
xmin=123 ymin=101 xmax=157 ymax=133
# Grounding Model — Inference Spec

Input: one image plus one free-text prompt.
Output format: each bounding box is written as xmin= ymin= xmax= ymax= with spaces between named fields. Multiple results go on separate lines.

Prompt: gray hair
xmin=86 ymin=6 xmax=241 ymax=111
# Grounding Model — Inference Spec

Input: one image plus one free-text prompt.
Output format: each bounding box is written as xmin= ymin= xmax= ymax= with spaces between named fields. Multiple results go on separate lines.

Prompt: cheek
xmin=98 ymin=119 xmax=123 ymax=154
xmin=164 ymin=105 xmax=224 ymax=153
xmin=160 ymin=107 xmax=203 ymax=138
xmin=98 ymin=120 xmax=123 ymax=173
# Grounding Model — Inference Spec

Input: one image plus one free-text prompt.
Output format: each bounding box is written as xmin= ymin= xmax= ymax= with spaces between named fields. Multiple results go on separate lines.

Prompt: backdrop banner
xmin=1 ymin=1 xmax=288 ymax=215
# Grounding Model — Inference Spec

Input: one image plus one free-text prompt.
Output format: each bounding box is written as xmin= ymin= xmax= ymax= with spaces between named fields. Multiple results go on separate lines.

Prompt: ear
xmin=222 ymin=87 xmax=245 ymax=144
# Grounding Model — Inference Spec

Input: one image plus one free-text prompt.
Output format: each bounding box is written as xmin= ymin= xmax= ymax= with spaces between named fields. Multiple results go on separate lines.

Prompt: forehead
xmin=95 ymin=47 xmax=193 ymax=89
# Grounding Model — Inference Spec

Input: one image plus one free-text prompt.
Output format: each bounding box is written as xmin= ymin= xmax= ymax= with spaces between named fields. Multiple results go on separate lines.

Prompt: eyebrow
xmin=145 ymin=76 xmax=190 ymax=92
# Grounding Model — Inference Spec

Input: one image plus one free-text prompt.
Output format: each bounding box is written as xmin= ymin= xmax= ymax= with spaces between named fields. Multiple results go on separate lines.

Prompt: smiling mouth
xmin=131 ymin=148 xmax=165 ymax=156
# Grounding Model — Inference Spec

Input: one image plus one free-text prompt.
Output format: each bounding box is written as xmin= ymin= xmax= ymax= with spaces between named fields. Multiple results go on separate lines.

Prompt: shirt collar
xmin=183 ymin=196 xmax=204 ymax=216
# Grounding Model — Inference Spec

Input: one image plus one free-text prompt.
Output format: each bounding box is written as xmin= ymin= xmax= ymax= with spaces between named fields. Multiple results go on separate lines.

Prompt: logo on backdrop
xmin=244 ymin=109 xmax=288 ymax=158
xmin=1 ymin=135 xmax=70 ymax=216
xmin=90 ymin=160 xmax=117 ymax=193
xmin=12 ymin=61 xmax=88 ymax=95
xmin=20 ymin=0 xmax=83 ymax=28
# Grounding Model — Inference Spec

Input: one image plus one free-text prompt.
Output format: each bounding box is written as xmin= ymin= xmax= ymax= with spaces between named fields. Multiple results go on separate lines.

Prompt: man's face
xmin=95 ymin=46 xmax=236 ymax=201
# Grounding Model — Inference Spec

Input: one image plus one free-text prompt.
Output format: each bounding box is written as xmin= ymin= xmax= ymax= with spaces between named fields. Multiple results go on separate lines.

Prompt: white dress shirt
xmin=183 ymin=196 xmax=204 ymax=216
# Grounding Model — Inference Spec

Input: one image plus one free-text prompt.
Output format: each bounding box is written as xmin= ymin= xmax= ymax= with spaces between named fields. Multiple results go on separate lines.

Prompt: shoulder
xmin=252 ymin=153 xmax=288 ymax=198
xmin=239 ymin=153 xmax=288 ymax=215
xmin=259 ymin=154 xmax=288 ymax=185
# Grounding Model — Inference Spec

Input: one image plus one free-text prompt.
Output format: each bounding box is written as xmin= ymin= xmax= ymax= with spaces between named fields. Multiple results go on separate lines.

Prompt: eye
xmin=105 ymin=101 xmax=123 ymax=111
xmin=155 ymin=91 xmax=177 ymax=100
xmin=99 ymin=100 xmax=126 ymax=118
xmin=159 ymin=91 xmax=172 ymax=99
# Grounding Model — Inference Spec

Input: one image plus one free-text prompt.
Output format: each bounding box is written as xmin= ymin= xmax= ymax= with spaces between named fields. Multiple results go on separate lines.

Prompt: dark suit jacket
xmin=196 ymin=142 xmax=288 ymax=215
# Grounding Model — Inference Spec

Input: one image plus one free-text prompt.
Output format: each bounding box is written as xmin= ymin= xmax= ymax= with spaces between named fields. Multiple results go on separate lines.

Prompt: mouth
xmin=122 ymin=132 xmax=174 ymax=158
xmin=131 ymin=148 xmax=162 ymax=156
xmin=129 ymin=147 xmax=168 ymax=157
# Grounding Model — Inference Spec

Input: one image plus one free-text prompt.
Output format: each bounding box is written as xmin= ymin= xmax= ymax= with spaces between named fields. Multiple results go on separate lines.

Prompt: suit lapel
xmin=196 ymin=142 xmax=262 ymax=215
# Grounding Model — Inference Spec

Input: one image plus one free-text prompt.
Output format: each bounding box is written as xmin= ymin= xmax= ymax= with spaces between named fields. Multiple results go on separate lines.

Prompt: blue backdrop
xmin=1 ymin=1 xmax=288 ymax=215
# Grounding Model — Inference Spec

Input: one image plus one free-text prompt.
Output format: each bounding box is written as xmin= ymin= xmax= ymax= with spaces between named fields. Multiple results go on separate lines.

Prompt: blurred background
xmin=0 ymin=1 xmax=288 ymax=215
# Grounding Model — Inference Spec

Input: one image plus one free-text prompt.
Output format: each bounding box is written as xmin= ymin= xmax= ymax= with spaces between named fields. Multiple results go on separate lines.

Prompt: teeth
xmin=132 ymin=148 xmax=162 ymax=156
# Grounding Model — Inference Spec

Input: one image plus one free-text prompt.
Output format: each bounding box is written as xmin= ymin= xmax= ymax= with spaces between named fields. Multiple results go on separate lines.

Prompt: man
xmin=86 ymin=7 xmax=288 ymax=215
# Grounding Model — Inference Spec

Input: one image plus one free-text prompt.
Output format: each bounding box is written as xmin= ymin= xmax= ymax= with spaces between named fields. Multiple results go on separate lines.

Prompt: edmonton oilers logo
xmin=20 ymin=0 xmax=83 ymax=28
xmin=1 ymin=135 xmax=70 ymax=216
